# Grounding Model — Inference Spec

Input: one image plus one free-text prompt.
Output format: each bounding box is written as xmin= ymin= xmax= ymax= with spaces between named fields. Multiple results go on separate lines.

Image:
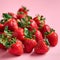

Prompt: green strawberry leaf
xmin=0 ymin=33 xmax=16 ymax=48
xmin=4 ymin=26 xmax=13 ymax=37
xmin=3 ymin=13 xmax=12 ymax=19
xmin=18 ymin=18 xmax=31 ymax=28
xmin=24 ymin=28 xmax=32 ymax=39
xmin=0 ymin=13 xmax=12 ymax=24
xmin=44 ymin=38 xmax=50 ymax=46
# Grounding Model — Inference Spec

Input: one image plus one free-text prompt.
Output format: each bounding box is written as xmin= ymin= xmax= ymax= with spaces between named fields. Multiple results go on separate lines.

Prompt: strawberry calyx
xmin=44 ymin=37 xmax=50 ymax=46
xmin=18 ymin=16 xmax=32 ymax=28
xmin=22 ymin=6 xmax=29 ymax=12
xmin=37 ymin=15 xmax=45 ymax=21
xmin=44 ymin=28 xmax=55 ymax=35
xmin=0 ymin=26 xmax=16 ymax=48
xmin=0 ymin=13 xmax=12 ymax=24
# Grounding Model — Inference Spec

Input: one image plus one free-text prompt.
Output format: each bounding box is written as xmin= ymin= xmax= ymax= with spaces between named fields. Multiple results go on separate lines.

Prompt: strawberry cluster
xmin=0 ymin=6 xmax=58 ymax=56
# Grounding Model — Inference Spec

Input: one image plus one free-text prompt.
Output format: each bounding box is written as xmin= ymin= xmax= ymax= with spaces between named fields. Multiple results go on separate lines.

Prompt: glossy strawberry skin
xmin=4 ymin=18 xmax=18 ymax=31
xmin=29 ymin=20 xmax=38 ymax=30
xmin=18 ymin=7 xmax=28 ymax=15
xmin=35 ymin=30 xmax=43 ymax=42
xmin=40 ymin=24 xmax=50 ymax=38
xmin=23 ymin=38 xmax=37 ymax=53
xmin=13 ymin=28 xmax=24 ymax=41
xmin=0 ymin=24 xmax=4 ymax=32
xmin=46 ymin=32 xmax=58 ymax=46
xmin=17 ymin=14 xmax=26 ymax=19
xmin=0 ymin=44 xmax=6 ymax=49
xmin=34 ymin=40 xmax=49 ymax=54
xmin=8 ymin=41 xmax=23 ymax=56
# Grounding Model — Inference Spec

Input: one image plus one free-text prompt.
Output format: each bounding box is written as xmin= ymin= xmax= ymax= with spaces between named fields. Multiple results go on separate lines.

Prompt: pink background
xmin=0 ymin=0 xmax=60 ymax=60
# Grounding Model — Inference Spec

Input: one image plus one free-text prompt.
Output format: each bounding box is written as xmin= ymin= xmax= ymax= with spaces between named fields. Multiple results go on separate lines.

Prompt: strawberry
xmin=46 ymin=29 xmax=58 ymax=46
xmin=29 ymin=19 xmax=38 ymax=30
xmin=0 ymin=24 xmax=4 ymax=32
xmin=23 ymin=38 xmax=37 ymax=53
xmin=0 ymin=43 xmax=5 ymax=49
xmin=17 ymin=6 xmax=29 ymax=15
xmin=35 ymin=30 xmax=43 ymax=42
xmin=8 ymin=40 xmax=23 ymax=56
xmin=40 ymin=24 xmax=50 ymax=38
xmin=34 ymin=40 xmax=49 ymax=54
xmin=17 ymin=12 xmax=26 ymax=19
xmin=13 ymin=28 xmax=24 ymax=41
xmin=33 ymin=15 xmax=45 ymax=27
xmin=4 ymin=18 xmax=18 ymax=31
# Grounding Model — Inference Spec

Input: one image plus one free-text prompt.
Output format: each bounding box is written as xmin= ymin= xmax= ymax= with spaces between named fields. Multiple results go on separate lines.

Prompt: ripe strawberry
xmin=35 ymin=30 xmax=43 ymax=42
xmin=0 ymin=44 xmax=5 ymax=49
xmin=34 ymin=40 xmax=49 ymax=54
xmin=40 ymin=24 xmax=50 ymax=38
xmin=17 ymin=13 xmax=26 ymax=19
xmin=4 ymin=18 xmax=18 ymax=31
xmin=23 ymin=38 xmax=37 ymax=53
xmin=8 ymin=40 xmax=24 ymax=56
xmin=17 ymin=6 xmax=29 ymax=15
xmin=0 ymin=24 xmax=4 ymax=32
xmin=29 ymin=19 xmax=38 ymax=30
xmin=13 ymin=28 xmax=24 ymax=41
xmin=46 ymin=30 xmax=58 ymax=46
xmin=33 ymin=15 xmax=45 ymax=27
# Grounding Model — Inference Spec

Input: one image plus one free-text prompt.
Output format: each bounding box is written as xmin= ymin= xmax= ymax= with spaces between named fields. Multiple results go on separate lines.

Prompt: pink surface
xmin=0 ymin=0 xmax=60 ymax=60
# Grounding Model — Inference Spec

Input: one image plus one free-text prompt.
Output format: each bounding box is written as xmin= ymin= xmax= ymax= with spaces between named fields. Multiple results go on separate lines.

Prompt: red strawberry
xmin=29 ymin=19 xmax=38 ymax=30
xmin=33 ymin=15 xmax=45 ymax=27
xmin=23 ymin=38 xmax=37 ymax=53
xmin=40 ymin=24 xmax=50 ymax=38
xmin=17 ymin=13 xmax=26 ymax=19
xmin=17 ymin=6 xmax=29 ymax=15
xmin=0 ymin=44 xmax=6 ymax=49
xmin=8 ymin=40 xmax=23 ymax=56
xmin=0 ymin=24 xmax=4 ymax=32
xmin=13 ymin=28 xmax=24 ymax=41
xmin=4 ymin=18 xmax=18 ymax=31
xmin=46 ymin=31 xmax=58 ymax=46
xmin=34 ymin=40 xmax=49 ymax=54
xmin=35 ymin=30 xmax=43 ymax=42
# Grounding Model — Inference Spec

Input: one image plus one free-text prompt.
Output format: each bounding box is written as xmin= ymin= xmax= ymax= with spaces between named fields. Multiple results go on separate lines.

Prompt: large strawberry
xmin=34 ymin=40 xmax=49 ymax=54
xmin=4 ymin=18 xmax=18 ymax=31
xmin=46 ymin=29 xmax=58 ymax=46
xmin=23 ymin=38 xmax=37 ymax=53
xmin=8 ymin=40 xmax=23 ymax=56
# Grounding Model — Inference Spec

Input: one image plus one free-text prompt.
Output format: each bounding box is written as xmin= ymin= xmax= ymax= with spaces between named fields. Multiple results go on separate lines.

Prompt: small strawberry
xmin=23 ymin=38 xmax=37 ymax=53
xmin=34 ymin=40 xmax=49 ymax=54
xmin=17 ymin=6 xmax=29 ymax=15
